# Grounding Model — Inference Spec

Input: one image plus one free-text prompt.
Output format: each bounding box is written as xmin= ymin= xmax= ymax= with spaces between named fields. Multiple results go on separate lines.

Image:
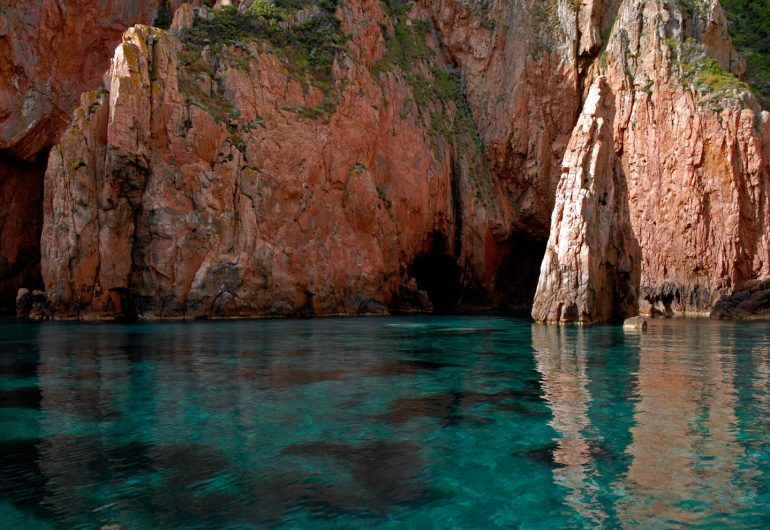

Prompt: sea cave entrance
xmin=494 ymin=234 xmax=547 ymax=316
xmin=407 ymin=233 xmax=461 ymax=314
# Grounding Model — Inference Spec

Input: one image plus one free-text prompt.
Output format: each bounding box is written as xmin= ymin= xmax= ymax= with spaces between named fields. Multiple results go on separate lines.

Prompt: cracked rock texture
xmin=7 ymin=0 xmax=770 ymax=320
xmin=422 ymin=0 xmax=770 ymax=321
xmin=41 ymin=3 xmax=499 ymax=318
xmin=0 ymin=0 xmax=194 ymax=306
xmin=532 ymin=76 xmax=641 ymax=324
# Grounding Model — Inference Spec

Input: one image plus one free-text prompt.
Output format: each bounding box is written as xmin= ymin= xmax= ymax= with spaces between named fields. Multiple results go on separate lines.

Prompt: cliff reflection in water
xmin=533 ymin=320 xmax=770 ymax=528
xmin=25 ymin=320 xmax=441 ymax=527
xmin=3 ymin=317 xmax=770 ymax=528
xmin=532 ymin=325 xmax=608 ymax=527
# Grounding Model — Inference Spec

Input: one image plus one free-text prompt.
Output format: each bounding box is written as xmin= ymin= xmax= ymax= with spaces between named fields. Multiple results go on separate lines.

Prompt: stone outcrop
xmin=40 ymin=3 xmax=499 ymax=319
xmin=3 ymin=0 xmax=769 ymax=320
xmin=421 ymin=0 xmax=580 ymax=240
xmin=623 ymin=316 xmax=648 ymax=330
xmin=710 ymin=278 xmax=770 ymax=319
xmin=15 ymin=288 xmax=46 ymax=319
xmin=605 ymin=1 xmax=770 ymax=316
xmin=0 ymin=0 xmax=182 ymax=159
xmin=423 ymin=0 xmax=770 ymax=319
xmin=0 ymin=0 xmax=195 ymax=306
xmin=532 ymin=77 xmax=640 ymax=324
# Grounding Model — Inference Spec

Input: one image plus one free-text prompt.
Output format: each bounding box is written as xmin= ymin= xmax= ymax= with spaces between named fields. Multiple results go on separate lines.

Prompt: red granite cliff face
xmin=0 ymin=0 xmax=193 ymax=305
xmin=422 ymin=0 xmax=770 ymax=320
xmin=532 ymin=76 xmax=641 ymax=324
xmin=40 ymin=3 xmax=502 ymax=318
xmin=9 ymin=0 xmax=770 ymax=320
xmin=604 ymin=0 xmax=770 ymax=316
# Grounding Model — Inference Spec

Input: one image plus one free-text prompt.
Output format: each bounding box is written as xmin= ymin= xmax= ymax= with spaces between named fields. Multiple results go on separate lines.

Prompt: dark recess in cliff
xmin=408 ymin=232 xmax=461 ymax=314
xmin=0 ymin=153 xmax=46 ymax=308
xmin=494 ymin=235 xmax=547 ymax=316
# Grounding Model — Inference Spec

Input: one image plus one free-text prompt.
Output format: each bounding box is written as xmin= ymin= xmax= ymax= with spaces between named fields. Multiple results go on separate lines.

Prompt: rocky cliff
xmin=7 ymin=0 xmax=770 ymax=321
xmin=422 ymin=0 xmax=770 ymax=319
xmin=532 ymin=76 xmax=641 ymax=324
xmin=0 ymin=0 xmax=197 ymax=306
xmin=41 ymin=2 xmax=502 ymax=318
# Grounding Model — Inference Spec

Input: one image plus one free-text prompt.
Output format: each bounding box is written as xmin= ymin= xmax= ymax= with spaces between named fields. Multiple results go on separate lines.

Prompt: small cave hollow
xmin=494 ymin=234 xmax=548 ymax=316
xmin=407 ymin=233 xmax=461 ymax=314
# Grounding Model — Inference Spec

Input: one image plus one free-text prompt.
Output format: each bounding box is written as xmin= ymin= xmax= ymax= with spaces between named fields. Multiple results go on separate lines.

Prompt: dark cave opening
xmin=0 ymin=151 xmax=46 ymax=310
xmin=494 ymin=234 xmax=548 ymax=316
xmin=407 ymin=233 xmax=461 ymax=314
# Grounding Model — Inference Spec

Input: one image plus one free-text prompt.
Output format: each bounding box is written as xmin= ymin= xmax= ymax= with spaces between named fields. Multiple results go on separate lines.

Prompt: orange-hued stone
xmin=0 ymin=0 xmax=196 ymax=306
xmin=424 ymin=0 xmax=770 ymax=320
xmin=532 ymin=77 xmax=641 ymax=324
xmin=11 ymin=0 xmax=770 ymax=320
xmin=41 ymin=5 xmax=501 ymax=319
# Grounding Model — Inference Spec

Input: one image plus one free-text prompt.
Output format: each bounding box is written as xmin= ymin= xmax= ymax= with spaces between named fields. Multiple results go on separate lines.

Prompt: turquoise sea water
xmin=1 ymin=315 xmax=770 ymax=529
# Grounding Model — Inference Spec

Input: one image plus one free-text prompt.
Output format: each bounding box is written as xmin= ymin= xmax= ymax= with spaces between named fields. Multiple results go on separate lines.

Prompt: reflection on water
xmin=532 ymin=326 xmax=607 ymax=528
xmin=617 ymin=323 xmax=749 ymax=528
xmin=2 ymin=317 xmax=770 ymax=528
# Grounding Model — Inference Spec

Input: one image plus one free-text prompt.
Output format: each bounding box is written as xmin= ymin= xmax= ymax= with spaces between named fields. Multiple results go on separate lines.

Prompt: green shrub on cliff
xmin=249 ymin=0 xmax=282 ymax=20
xmin=179 ymin=1 xmax=344 ymax=120
xmin=676 ymin=39 xmax=750 ymax=107
xmin=182 ymin=6 xmax=255 ymax=48
xmin=182 ymin=2 xmax=342 ymax=62
xmin=721 ymin=0 xmax=770 ymax=102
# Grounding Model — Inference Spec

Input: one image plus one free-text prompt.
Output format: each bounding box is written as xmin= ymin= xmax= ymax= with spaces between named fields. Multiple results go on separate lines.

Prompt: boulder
xmin=16 ymin=288 xmax=46 ymax=319
xmin=623 ymin=316 xmax=648 ymax=331
xmin=710 ymin=279 xmax=770 ymax=319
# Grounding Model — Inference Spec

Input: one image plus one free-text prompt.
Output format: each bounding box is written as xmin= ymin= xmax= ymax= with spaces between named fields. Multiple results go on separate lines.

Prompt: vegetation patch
xmin=721 ymin=0 xmax=770 ymax=103
xmin=678 ymin=0 xmax=709 ymax=22
xmin=377 ymin=185 xmax=395 ymax=220
xmin=668 ymin=39 xmax=750 ymax=110
xmin=375 ymin=0 xmax=491 ymax=206
xmin=178 ymin=1 xmax=344 ymax=121
xmin=531 ymin=0 xmax=562 ymax=56
xmin=374 ymin=2 xmax=483 ymax=155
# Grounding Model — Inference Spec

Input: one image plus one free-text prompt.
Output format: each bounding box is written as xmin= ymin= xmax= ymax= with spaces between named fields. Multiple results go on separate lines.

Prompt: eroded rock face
xmin=710 ymin=278 xmax=770 ymax=319
xmin=0 ymin=0 xmax=187 ymax=158
xmin=425 ymin=0 xmax=770 ymax=318
xmin=41 ymin=4 xmax=498 ymax=319
xmin=421 ymin=0 xmax=579 ymax=237
xmin=29 ymin=0 xmax=770 ymax=320
xmin=604 ymin=1 xmax=770 ymax=316
xmin=0 ymin=0 xmax=192 ymax=306
xmin=532 ymin=77 xmax=640 ymax=324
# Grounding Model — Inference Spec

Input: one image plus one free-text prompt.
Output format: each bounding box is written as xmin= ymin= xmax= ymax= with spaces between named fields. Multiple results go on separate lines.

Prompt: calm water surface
xmin=1 ymin=316 xmax=770 ymax=529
